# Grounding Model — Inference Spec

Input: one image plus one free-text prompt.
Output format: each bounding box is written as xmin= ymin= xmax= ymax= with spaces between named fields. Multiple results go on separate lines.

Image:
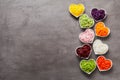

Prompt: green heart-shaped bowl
xmin=80 ymin=59 xmax=96 ymax=74
xmin=79 ymin=14 xmax=95 ymax=29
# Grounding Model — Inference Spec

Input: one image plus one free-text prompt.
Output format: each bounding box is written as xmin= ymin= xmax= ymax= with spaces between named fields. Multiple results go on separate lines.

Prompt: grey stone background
xmin=0 ymin=0 xmax=119 ymax=80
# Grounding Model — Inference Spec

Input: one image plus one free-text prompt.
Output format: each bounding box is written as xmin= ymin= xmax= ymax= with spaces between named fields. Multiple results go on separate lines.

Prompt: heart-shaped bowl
xmin=80 ymin=59 xmax=97 ymax=74
xmin=79 ymin=29 xmax=95 ymax=44
xmin=75 ymin=44 xmax=92 ymax=59
xmin=96 ymin=56 xmax=113 ymax=72
xmin=69 ymin=3 xmax=85 ymax=18
xmin=79 ymin=14 xmax=95 ymax=29
xmin=93 ymin=39 xmax=109 ymax=55
xmin=94 ymin=22 xmax=110 ymax=37
xmin=91 ymin=8 xmax=107 ymax=22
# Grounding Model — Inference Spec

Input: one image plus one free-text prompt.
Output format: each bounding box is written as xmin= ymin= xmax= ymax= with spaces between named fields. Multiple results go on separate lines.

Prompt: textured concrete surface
xmin=0 ymin=0 xmax=120 ymax=80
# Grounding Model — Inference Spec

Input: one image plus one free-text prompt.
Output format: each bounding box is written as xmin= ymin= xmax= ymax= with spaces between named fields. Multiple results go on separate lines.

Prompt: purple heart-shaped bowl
xmin=91 ymin=8 xmax=107 ymax=22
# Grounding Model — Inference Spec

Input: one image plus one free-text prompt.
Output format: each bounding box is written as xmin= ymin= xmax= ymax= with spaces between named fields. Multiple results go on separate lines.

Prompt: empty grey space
xmin=0 ymin=0 xmax=120 ymax=80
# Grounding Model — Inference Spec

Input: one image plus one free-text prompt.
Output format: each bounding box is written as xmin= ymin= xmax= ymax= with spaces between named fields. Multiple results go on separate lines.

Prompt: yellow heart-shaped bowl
xmin=69 ymin=3 xmax=85 ymax=18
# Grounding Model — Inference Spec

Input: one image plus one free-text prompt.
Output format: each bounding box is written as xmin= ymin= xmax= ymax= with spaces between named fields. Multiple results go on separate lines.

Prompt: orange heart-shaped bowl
xmin=95 ymin=22 xmax=110 ymax=37
xmin=96 ymin=56 xmax=113 ymax=71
